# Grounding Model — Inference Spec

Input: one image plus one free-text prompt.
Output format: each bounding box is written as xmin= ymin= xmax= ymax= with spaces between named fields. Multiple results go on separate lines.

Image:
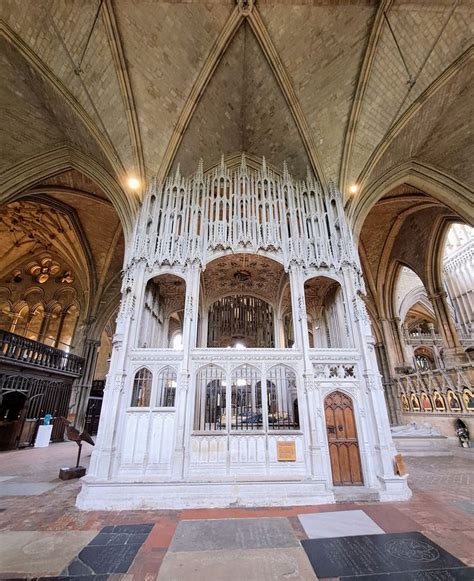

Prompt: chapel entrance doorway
xmin=324 ymin=391 xmax=363 ymax=486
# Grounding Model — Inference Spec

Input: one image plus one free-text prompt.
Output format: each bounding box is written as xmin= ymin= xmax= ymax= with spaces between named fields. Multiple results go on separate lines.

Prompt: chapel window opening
xmin=156 ymin=366 xmax=177 ymax=407
xmin=207 ymin=295 xmax=274 ymax=348
xmin=25 ymin=304 xmax=44 ymax=342
xmin=304 ymin=277 xmax=348 ymax=348
xmin=194 ymin=365 xmax=226 ymax=431
xmin=201 ymin=254 xmax=289 ymax=349
xmin=266 ymin=365 xmax=299 ymax=430
xmin=172 ymin=332 xmax=183 ymax=350
xmin=131 ymin=368 xmax=152 ymax=407
xmin=395 ymin=265 xmax=441 ymax=369
xmin=231 ymin=365 xmax=262 ymax=430
xmin=414 ymin=347 xmax=434 ymax=371
xmin=139 ymin=274 xmax=185 ymax=348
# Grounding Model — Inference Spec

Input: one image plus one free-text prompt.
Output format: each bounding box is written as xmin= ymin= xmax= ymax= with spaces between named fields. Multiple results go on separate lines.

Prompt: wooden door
xmin=325 ymin=391 xmax=363 ymax=486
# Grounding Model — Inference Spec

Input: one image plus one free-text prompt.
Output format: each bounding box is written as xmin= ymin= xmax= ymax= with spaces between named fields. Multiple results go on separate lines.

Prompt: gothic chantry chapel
xmin=77 ymin=155 xmax=411 ymax=509
xmin=0 ymin=0 xmax=472 ymax=512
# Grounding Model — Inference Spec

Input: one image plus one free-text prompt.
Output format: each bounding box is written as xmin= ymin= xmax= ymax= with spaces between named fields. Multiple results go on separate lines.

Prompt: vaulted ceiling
xmin=1 ymin=0 xmax=473 ymax=209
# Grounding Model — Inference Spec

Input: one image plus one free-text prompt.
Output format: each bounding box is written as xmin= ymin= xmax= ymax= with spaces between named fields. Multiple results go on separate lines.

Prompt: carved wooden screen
xmin=324 ymin=391 xmax=363 ymax=486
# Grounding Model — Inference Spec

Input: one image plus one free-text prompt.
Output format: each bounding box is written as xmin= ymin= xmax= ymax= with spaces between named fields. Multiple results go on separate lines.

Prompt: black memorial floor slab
xmin=4 ymin=577 xmax=109 ymax=581
xmin=34 ymin=577 xmax=108 ymax=581
xmin=59 ymin=523 xmax=153 ymax=577
xmin=339 ymin=567 xmax=474 ymax=581
xmin=341 ymin=567 xmax=474 ymax=580
xmin=301 ymin=532 xmax=468 ymax=579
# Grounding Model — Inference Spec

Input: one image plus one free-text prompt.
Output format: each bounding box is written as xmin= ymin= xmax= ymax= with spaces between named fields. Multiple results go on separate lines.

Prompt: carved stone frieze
xmin=352 ymin=294 xmax=369 ymax=324
xmin=309 ymin=348 xmax=360 ymax=363
xmin=112 ymin=374 xmax=126 ymax=394
xmin=297 ymin=295 xmax=307 ymax=321
xmin=184 ymin=295 xmax=194 ymax=320
xmin=129 ymin=348 xmax=184 ymax=362
xmin=364 ymin=374 xmax=383 ymax=393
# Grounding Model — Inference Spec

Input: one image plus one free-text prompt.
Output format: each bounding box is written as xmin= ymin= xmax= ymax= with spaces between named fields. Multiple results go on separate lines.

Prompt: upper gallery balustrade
xmin=133 ymin=156 xmax=358 ymax=270
xmin=0 ymin=330 xmax=84 ymax=376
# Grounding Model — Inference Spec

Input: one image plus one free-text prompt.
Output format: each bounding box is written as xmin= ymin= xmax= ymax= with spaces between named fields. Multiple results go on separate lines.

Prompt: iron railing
xmin=0 ymin=330 xmax=84 ymax=376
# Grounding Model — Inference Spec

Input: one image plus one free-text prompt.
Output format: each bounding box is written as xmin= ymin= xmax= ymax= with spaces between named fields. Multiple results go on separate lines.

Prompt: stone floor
xmin=0 ymin=442 xmax=472 ymax=580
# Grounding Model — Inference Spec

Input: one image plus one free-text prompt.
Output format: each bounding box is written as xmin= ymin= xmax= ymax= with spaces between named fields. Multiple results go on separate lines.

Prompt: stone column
xmin=199 ymin=307 xmax=208 ymax=348
xmin=8 ymin=312 xmax=21 ymax=334
xmin=429 ymin=290 xmax=468 ymax=366
xmin=87 ymin=263 xmax=143 ymax=481
xmin=160 ymin=316 xmax=170 ymax=348
xmin=374 ymin=342 xmax=401 ymax=425
xmin=289 ymin=267 xmax=332 ymax=492
xmin=54 ymin=310 xmax=68 ymax=348
xmin=23 ymin=312 xmax=35 ymax=339
xmin=172 ymin=264 xmax=201 ymax=479
xmin=342 ymin=266 xmax=411 ymax=499
xmin=288 ymin=265 xmax=311 ymax=367
xmin=273 ymin=310 xmax=285 ymax=348
xmin=37 ymin=313 xmax=52 ymax=343
xmin=73 ymin=337 xmax=101 ymax=429
xmin=379 ymin=317 xmax=411 ymax=372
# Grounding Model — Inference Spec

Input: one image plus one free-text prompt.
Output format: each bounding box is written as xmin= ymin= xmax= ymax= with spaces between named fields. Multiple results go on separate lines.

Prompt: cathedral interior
xmin=0 ymin=1 xmax=473 ymax=579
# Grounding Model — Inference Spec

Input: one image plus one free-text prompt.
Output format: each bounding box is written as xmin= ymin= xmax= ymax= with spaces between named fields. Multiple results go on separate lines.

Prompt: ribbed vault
xmin=0 ymin=0 xmax=472 ymax=221
xmin=172 ymin=22 xmax=311 ymax=178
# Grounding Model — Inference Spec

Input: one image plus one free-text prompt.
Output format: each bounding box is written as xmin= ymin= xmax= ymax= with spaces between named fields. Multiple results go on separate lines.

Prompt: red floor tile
xmin=143 ymin=518 xmax=178 ymax=550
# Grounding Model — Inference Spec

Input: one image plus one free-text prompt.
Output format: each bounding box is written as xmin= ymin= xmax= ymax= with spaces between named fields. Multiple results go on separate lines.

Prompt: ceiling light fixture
xmin=128 ymin=177 xmax=140 ymax=190
xmin=349 ymin=184 xmax=359 ymax=194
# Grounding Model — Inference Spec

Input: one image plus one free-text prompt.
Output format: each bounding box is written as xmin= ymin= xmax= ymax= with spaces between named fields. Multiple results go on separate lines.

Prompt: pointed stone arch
xmin=0 ymin=146 xmax=137 ymax=240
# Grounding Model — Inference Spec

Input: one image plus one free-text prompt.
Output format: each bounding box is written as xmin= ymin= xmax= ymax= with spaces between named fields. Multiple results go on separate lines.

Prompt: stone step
xmin=333 ymin=487 xmax=380 ymax=503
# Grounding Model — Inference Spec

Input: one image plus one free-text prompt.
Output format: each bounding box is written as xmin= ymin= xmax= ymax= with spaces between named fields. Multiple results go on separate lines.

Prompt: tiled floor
xmin=0 ymin=442 xmax=472 ymax=579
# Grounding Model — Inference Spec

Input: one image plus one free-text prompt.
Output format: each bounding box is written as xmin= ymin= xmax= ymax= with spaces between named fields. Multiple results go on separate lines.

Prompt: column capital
xmin=427 ymin=290 xmax=448 ymax=302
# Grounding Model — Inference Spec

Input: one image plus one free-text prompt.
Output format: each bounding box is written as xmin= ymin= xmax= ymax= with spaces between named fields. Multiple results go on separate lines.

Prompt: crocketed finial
xmin=240 ymin=152 xmax=247 ymax=174
xmin=196 ymin=158 xmax=204 ymax=181
xmin=219 ymin=154 xmax=226 ymax=175
xmin=174 ymin=163 xmax=181 ymax=183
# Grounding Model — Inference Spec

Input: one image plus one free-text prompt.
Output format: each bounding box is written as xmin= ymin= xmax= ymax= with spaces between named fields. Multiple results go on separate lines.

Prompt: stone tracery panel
xmin=136 ymin=156 xmax=357 ymax=271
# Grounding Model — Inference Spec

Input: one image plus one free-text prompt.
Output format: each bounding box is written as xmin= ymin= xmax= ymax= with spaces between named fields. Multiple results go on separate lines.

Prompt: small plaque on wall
xmin=277 ymin=441 xmax=296 ymax=462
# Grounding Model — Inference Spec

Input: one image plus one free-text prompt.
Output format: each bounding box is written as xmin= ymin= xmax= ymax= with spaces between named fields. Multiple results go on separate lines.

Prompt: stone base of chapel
xmin=76 ymin=476 xmax=411 ymax=510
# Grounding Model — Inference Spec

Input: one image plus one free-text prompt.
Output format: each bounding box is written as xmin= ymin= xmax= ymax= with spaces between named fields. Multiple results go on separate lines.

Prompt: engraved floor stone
xmin=341 ymin=567 xmax=474 ymax=580
xmin=70 ymin=543 xmax=141 ymax=575
xmin=88 ymin=531 xmax=150 ymax=546
xmin=35 ymin=575 xmax=109 ymax=581
xmin=298 ymin=509 xmax=385 ymax=539
xmin=0 ymin=482 xmax=60 ymax=496
xmin=301 ymin=532 xmax=467 ymax=579
xmin=169 ymin=517 xmax=299 ymax=552
xmin=101 ymin=523 xmax=154 ymax=534
xmin=0 ymin=531 xmax=96 ymax=576
xmin=158 ymin=547 xmax=317 ymax=581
